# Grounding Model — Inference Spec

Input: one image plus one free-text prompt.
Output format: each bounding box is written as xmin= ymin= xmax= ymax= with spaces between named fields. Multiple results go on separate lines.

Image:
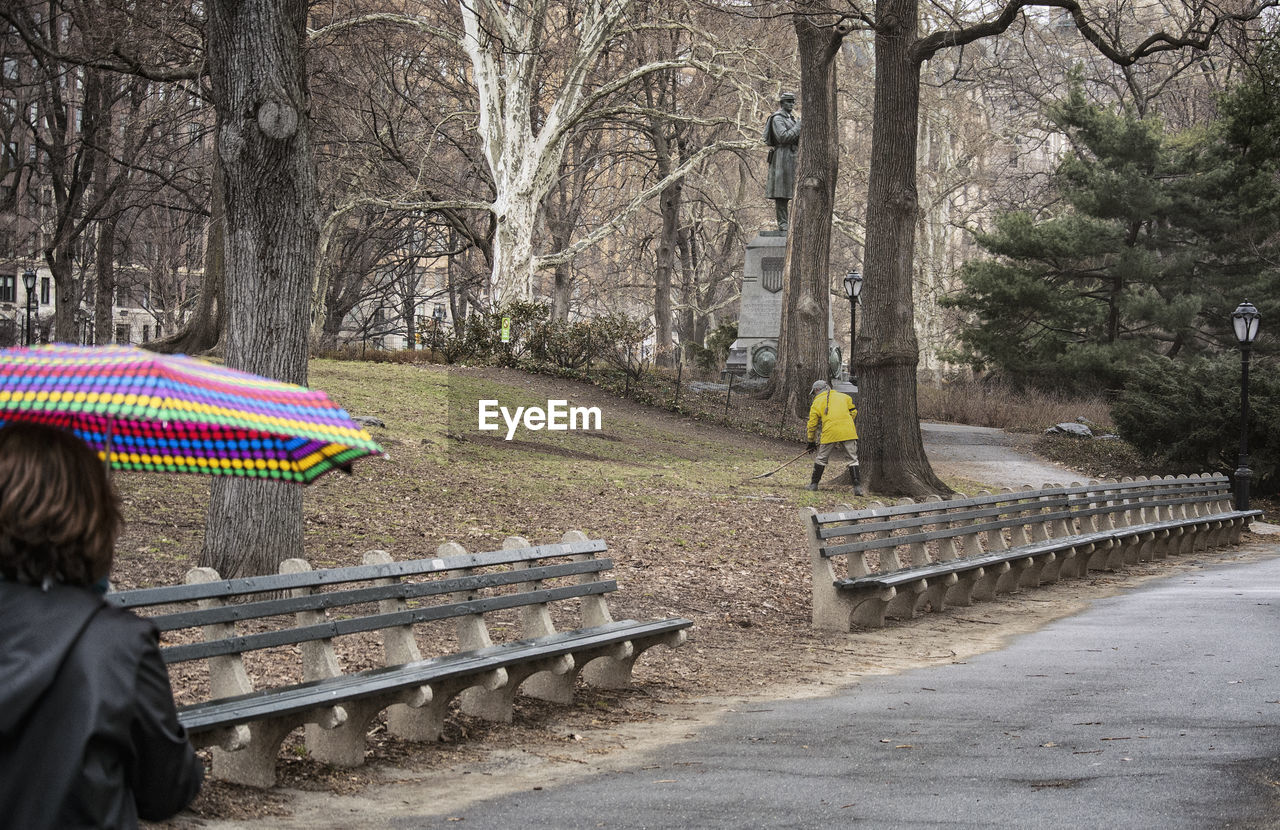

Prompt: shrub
xmin=917 ymin=377 xmax=1113 ymax=433
xmin=1111 ymin=353 xmax=1280 ymax=493
xmin=686 ymin=322 xmax=737 ymax=374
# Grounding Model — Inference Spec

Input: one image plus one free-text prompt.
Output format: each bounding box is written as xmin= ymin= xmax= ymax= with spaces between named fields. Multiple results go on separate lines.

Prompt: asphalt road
xmin=396 ymin=551 xmax=1280 ymax=829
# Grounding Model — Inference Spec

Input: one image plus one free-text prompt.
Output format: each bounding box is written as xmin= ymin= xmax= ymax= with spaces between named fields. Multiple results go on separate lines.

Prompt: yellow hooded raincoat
xmin=806 ymin=389 xmax=857 ymax=444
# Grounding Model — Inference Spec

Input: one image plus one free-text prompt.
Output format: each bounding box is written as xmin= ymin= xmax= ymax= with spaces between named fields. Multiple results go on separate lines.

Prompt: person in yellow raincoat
xmin=805 ymin=379 xmax=863 ymax=494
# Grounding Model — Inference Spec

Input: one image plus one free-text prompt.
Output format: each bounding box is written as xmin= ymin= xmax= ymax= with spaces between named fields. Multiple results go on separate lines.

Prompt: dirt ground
xmin=116 ymin=365 xmax=1276 ymax=828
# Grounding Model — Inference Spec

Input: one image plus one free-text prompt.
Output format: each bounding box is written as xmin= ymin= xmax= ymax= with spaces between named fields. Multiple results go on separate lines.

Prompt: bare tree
xmin=779 ymin=0 xmax=1278 ymax=498
xmin=200 ymin=0 xmax=318 ymax=577
xmin=766 ymin=3 xmax=854 ymax=417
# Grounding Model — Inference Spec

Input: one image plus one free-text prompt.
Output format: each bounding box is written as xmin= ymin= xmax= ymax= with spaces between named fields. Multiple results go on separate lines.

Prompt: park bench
xmin=803 ymin=474 xmax=1261 ymax=631
xmin=108 ymin=530 xmax=691 ymax=787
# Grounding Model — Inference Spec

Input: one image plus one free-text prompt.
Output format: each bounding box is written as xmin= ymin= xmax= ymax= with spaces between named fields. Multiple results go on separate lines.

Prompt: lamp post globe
xmin=1231 ymin=300 xmax=1260 ymax=511
xmin=22 ymin=269 xmax=36 ymax=346
xmin=842 ymin=270 xmax=862 ymax=382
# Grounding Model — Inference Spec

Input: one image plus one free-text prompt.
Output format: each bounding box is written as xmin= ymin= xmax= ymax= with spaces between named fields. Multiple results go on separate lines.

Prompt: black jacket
xmin=0 ymin=580 xmax=203 ymax=829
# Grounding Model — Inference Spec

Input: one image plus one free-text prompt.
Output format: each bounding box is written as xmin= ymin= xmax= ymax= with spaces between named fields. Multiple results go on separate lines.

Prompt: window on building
xmin=0 ymin=274 xmax=13 ymax=303
xmin=115 ymin=324 xmax=131 ymax=344
xmin=142 ymin=325 xmax=150 ymax=342
xmin=40 ymin=276 xmax=50 ymax=304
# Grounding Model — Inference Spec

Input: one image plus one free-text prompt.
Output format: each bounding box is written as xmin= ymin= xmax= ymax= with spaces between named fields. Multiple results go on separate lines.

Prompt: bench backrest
xmin=807 ymin=474 xmax=1233 ymax=576
xmin=109 ymin=535 xmax=616 ymax=666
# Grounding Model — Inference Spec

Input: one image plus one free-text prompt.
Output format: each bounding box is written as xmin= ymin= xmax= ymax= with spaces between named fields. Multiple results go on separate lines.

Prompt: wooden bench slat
xmin=811 ymin=476 xmax=1231 ymax=526
xmin=161 ymin=580 xmax=618 ymax=664
xmin=110 ymin=539 xmax=610 ymax=608
xmin=148 ymin=558 xmax=611 ymax=633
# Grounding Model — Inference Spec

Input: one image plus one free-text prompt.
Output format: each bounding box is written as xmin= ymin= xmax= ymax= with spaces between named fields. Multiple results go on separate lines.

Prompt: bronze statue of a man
xmin=763 ymin=92 xmax=801 ymax=232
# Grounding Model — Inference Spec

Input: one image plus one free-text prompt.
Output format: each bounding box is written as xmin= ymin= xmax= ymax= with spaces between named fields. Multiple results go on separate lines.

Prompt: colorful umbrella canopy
xmin=0 ymin=344 xmax=384 ymax=483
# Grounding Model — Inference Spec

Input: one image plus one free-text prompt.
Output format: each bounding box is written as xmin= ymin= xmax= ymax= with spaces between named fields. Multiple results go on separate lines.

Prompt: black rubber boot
xmin=850 ymin=464 xmax=865 ymax=496
xmin=805 ymin=463 xmax=825 ymax=491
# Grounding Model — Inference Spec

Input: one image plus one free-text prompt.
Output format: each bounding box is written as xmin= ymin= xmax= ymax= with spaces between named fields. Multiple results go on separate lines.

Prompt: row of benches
xmin=109 ymin=531 xmax=691 ymax=787
xmin=111 ymin=475 xmax=1258 ymax=788
xmin=804 ymin=474 xmax=1260 ymax=630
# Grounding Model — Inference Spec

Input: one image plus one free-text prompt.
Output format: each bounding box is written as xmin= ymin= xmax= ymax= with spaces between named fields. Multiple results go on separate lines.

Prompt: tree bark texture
xmin=201 ymin=0 xmax=318 ymax=577
xmin=770 ymin=7 xmax=842 ymax=418
xmin=654 ymin=179 xmax=681 ymax=369
xmin=859 ymin=0 xmax=951 ymax=497
xmin=94 ymin=216 xmax=117 ymax=344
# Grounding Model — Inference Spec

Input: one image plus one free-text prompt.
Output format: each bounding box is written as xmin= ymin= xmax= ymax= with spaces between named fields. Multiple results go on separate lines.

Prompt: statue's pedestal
xmin=725 ymin=231 xmax=787 ymax=377
xmin=724 ymin=230 xmax=840 ymax=381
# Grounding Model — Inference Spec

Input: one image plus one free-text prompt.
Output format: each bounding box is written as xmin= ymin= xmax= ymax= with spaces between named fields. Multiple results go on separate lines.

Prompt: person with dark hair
xmin=0 ymin=422 xmax=203 ymax=829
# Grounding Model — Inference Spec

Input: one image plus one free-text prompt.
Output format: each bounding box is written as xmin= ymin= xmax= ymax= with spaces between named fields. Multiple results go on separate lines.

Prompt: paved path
xmin=398 ymin=550 xmax=1280 ymax=829
xmin=922 ymin=422 xmax=1080 ymax=489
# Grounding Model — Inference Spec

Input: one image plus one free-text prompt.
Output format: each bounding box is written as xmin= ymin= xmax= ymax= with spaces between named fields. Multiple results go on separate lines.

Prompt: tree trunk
xmin=201 ymin=0 xmax=317 ymax=578
xmin=769 ymin=7 xmax=842 ymax=418
xmin=551 ymin=264 xmax=572 ymax=321
xmin=45 ymin=249 xmax=79 ymax=343
xmin=859 ymin=0 xmax=951 ymax=497
xmin=654 ymin=180 xmax=681 ymax=368
xmin=150 ymin=157 xmax=225 ymax=355
xmin=94 ymin=216 xmax=117 ymax=344
xmin=489 ymin=189 xmax=538 ymax=307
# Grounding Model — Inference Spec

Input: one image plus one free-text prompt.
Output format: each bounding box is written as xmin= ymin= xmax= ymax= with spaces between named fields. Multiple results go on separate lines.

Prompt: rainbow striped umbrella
xmin=0 ymin=344 xmax=384 ymax=483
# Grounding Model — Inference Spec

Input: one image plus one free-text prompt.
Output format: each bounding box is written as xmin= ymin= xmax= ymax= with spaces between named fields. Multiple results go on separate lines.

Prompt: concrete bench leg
xmin=922 ymin=573 xmax=958 ymax=614
xmin=841 ymin=587 xmax=895 ymax=629
xmin=886 ymin=578 xmax=929 ymax=620
xmin=1113 ymin=533 xmax=1141 ymax=565
xmin=1039 ymin=550 xmax=1069 ymax=584
xmin=211 ymin=717 xmax=297 ymax=788
xmin=994 ymin=559 xmax=1029 ymax=595
xmin=582 ymin=630 xmax=687 ymax=689
xmin=385 ymin=686 xmax=436 ymax=741
xmin=971 ymin=563 xmax=1008 ymax=602
xmin=1138 ymin=530 xmax=1162 ymax=561
xmin=1055 ymin=546 xmax=1086 ymax=579
xmin=460 ymin=656 xmax=571 ymax=722
xmin=306 ymin=700 xmax=377 ymax=768
xmin=523 ymin=655 xmax=584 ymax=703
xmin=388 ymin=670 xmax=506 ymax=742
xmin=1019 ymin=554 xmax=1052 ymax=588
xmin=1081 ymin=540 xmax=1114 ymax=572
xmin=944 ymin=571 xmax=981 ymax=607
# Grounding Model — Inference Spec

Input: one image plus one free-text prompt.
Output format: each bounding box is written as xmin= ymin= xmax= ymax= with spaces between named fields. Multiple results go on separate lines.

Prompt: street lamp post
xmin=1231 ymin=300 xmax=1261 ymax=511
xmin=841 ymin=270 xmax=863 ymax=382
xmin=22 ymin=269 xmax=37 ymax=346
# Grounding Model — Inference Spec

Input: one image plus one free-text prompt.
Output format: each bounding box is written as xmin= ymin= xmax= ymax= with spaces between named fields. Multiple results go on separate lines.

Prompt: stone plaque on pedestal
xmin=725 ymin=231 xmax=839 ymax=380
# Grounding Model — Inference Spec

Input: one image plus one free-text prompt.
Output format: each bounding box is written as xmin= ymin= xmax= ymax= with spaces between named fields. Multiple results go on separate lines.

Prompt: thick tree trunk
xmin=489 ymin=190 xmax=538 ymax=307
xmin=45 ymin=247 xmax=79 ymax=342
xmin=859 ymin=0 xmax=951 ymax=497
xmin=769 ymin=7 xmax=842 ymax=418
xmin=201 ymin=0 xmax=317 ymax=578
